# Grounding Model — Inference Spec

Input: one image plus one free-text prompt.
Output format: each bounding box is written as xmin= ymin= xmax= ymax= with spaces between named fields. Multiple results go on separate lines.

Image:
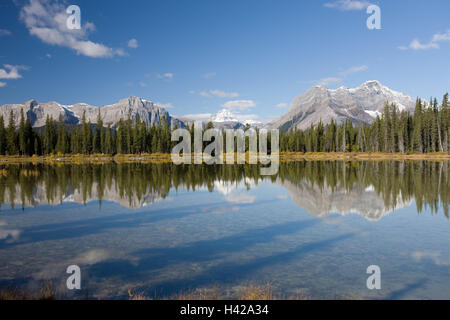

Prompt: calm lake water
xmin=0 ymin=161 xmax=449 ymax=299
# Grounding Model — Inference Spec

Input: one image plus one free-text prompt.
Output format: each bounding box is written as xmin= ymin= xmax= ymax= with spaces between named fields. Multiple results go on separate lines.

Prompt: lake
xmin=0 ymin=161 xmax=449 ymax=299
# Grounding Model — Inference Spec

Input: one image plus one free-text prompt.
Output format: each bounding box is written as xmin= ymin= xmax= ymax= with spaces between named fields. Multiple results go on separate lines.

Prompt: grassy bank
xmin=0 ymin=152 xmax=449 ymax=164
xmin=129 ymin=284 xmax=312 ymax=300
xmin=0 ymin=153 xmax=172 ymax=164
xmin=280 ymin=151 xmax=450 ymax=161
xmin=0 ymin=283 xmax=314 ymax=300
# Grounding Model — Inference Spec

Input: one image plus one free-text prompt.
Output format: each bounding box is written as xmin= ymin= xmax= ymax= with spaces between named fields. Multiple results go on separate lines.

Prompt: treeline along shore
xmin=0 ymin=95 xmax=449 ymax=159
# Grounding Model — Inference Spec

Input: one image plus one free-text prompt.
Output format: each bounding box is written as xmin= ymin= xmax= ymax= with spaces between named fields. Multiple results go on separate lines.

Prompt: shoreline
xmin=0 ymin=152 xmax=449 ymax=164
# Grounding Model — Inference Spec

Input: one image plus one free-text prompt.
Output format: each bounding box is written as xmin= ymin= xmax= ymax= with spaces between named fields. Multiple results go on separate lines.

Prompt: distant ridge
xmin=180 ymin=108 xmax=263 ymax=130
xmin=266 ymin=80 xmax=415 ymax=131
xmin=0 ymin=96 xmax=184 ymax=129
xmin=0 ymin=81 xmax=416 ymax=131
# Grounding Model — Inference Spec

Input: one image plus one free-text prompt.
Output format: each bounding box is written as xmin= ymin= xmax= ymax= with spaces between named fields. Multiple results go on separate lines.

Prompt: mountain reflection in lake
xmin=0 ymin=161 xmax=449 ymax=299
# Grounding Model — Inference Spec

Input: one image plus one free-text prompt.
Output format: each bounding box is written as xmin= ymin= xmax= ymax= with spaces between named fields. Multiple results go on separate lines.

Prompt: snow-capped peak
xmin=211 ymin=109 xmax=238 ymax=122
xmin=362 ymin=80 xmax=382 ymax=87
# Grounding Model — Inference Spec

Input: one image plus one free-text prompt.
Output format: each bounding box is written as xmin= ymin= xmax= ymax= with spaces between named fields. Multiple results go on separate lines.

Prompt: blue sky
xmin=0 ymin=0 xmax=449 ymax=123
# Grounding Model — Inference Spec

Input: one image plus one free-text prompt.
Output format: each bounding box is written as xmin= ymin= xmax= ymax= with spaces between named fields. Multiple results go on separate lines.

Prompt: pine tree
xmin=413 ymin=98 xmax=423 ymax=153
xmin=132 ymin=114 xmax=141 ymax=153
xmin=104 ymin=124 xmax=112 ymax=155
xmin=70 ymin=125 xmax=78 ymax=154
xmin=6 ymin=110 xmax=17 ymax=155
xmin=442 ymin=93 xmax=449 ymax=152
xmin=46 ymin=116 xmax=58 ymax=154
xmin=81 ymin=111 xmax=88 ymax=154
xmin=24 ymin=116 xmax=34 ymax=155
xmin=0 ymin=116 xmax=6 ymax=155
xmin=139 ymin=119 xmax=146 ymax=153
xmin=94 ymin=109 xmax=103 ymax=154
xmin=116 ymin=119 xmax=124 ymax=154
xmin=161 ymin=118 xmax=171 ymax=153
xmin=18 ymin=109 xmax=26 ymax=155
xmin=125 ymin=115 xmax=132 ymax=154
xmin=56 ymin=115 xmax=68 ymax=154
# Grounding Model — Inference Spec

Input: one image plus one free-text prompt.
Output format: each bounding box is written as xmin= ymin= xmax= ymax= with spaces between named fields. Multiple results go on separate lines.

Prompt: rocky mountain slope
xmin=0 ymin=96 xmax=184 ymax=129
xmin=266 ymin=80 xmax=415 ymax=131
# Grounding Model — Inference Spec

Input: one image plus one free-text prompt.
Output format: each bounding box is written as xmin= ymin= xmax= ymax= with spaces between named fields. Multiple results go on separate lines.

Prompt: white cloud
xmin=115 ymin=48 xmax=127 ymax=57
xmin=0 ymin=64 xmax=27 ymax=80
xmin=225 ymin=192 xmax=256 ymax=204
xmin=211 ymin=206 xmax=240 ymax=214
xmin=432 ymin=30 xmax=450 ymax=42
xmin=127 ymin=38 xmax=138 ymax=48
xmin=312 ymin=65 xmax=368 ymax=87
xmin=182 ymin=113 xmax=213 ymax=120
xmin=324 ymin=0 xmax=371 ymax=11
xmin=154 ymin=102 xmax=173 ymax=109
xmin=75 ymin=249 xmax=112 ymax=265
xmin=19 ymin=0 xmax=123 ymax=58
xmin=222 ymin=100 xmax=256 ymax=111
xmin=233 ymin=113 xmax=260 ymax=124
xmin=0 ymin=29 xmax=12 ymax=36
xmin=409 ymin=39 xmax=439 ymax=50
xmin=400 ymin=30 xmax=450 ymax=51
xmin=188 ymin=90 xmax=196 ymax=94
xmin=202 ymin=72 xmax=216 ymax=79
xmin=181 ymin=110 xmax=261 ymax=124
xmin=0 ymin=64 xmax=28 ymax=86
xmin=339 ymin=65 xmax=368 ymax=77
xmin=412 ymin=251 xmax=450 ymax=266
xmin=211 ymin=89 xmax=239 ymax=98
xmin=0 ymin=228 xmax=21 ymax=242
xmin=276 ymin=103 xmax=288 ymax=108
xmin=157 ymin=73 xmax=174 ymax=80
xmin=316 ymin=77 xmax=342 ymax=86
xmin=139 ymin=81 xmax=147 ymax=87
xmin=200 ymin=89 xmax=239 ymax=98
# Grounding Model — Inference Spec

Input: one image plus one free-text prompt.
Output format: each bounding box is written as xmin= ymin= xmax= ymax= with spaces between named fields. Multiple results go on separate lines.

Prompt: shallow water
xmin=0 ymin=161 xmax=449 ymax=299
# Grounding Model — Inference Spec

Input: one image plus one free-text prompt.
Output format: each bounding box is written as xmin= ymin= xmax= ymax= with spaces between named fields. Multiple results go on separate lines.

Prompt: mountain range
xmin=0 ymin=81 xmax=415 ymax=131
xmin=0 ymin=96 xmax=184 ymax=129
xmin=266 ymin=80 xmax=415 ymax=131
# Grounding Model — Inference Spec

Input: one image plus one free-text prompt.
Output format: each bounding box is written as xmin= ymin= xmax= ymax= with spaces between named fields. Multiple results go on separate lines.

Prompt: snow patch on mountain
xmin=211 ymin=109 xmax=238 ymax=122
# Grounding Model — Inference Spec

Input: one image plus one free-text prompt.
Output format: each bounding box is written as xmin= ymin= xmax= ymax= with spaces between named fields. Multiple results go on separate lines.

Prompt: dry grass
xmin=128 ymin=283 xmax=310 ymax=301
xmin=1 ymin=282 xmax=314 ymax=300
xmin=237 ymin=283 xmax=275 ymax=300
xmin=170 ymin=287 xmax=221 ymax=300
xmin=0 ymin=280 xmax=58 ymax=300
xmin=280 ymin=151 xmax=450 ymax=162
xmin=0 ymin=152 xmax=449 ymax=164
